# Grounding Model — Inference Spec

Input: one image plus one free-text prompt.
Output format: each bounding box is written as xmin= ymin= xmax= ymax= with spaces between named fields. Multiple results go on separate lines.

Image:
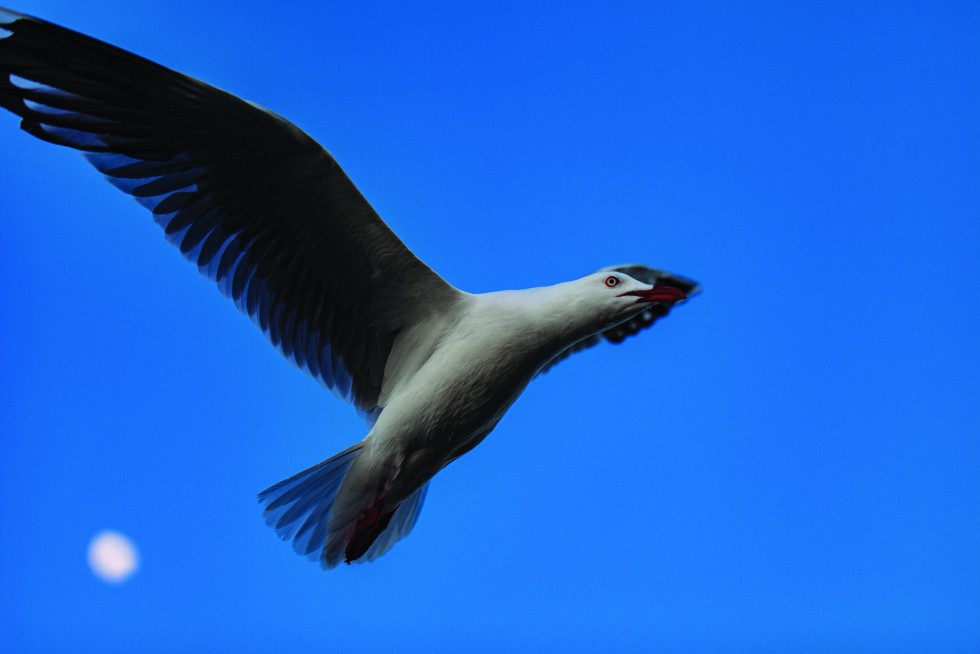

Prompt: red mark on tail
xmin=346 ymin=489 xmax=396 ymax=564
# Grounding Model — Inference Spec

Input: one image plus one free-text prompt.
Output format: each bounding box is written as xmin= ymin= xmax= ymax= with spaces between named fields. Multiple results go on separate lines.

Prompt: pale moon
xmin=87 ymin=530 xmax=139 ymax=583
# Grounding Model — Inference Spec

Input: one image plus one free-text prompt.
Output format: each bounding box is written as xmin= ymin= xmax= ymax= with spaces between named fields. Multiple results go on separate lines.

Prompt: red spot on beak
xmin=619 ymin=285 xmax=687 ymax=304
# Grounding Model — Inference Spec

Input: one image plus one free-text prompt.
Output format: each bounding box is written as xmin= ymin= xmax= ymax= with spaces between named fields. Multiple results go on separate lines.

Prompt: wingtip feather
xmin=0 ymin=7 xmax=23 ymax=27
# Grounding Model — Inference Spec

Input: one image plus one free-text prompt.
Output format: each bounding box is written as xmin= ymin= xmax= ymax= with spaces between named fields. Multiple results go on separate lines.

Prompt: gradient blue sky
xmin=1 ymin=1 xmax=978 ymax=651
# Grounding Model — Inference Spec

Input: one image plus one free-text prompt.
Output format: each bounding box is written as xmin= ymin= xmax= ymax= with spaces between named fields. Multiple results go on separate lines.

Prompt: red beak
xmin=619 ymin=285 xmax=687 ymax=304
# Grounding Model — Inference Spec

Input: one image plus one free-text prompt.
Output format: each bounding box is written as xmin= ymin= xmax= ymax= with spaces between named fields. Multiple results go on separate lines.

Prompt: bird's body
xmin=351 ymin=285 xmax=618 ymax=502
xmin=0 ymin=7 xmax=699 ymax=568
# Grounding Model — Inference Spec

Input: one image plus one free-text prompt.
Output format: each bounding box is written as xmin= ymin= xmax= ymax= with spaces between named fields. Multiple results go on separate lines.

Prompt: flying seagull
xmin=0 ymin=7 xmax=699 ymax=568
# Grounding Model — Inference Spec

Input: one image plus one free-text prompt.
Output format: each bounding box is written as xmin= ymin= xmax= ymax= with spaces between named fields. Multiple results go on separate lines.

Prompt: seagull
xmin=0 ymin=8 xmax=699 ymax=568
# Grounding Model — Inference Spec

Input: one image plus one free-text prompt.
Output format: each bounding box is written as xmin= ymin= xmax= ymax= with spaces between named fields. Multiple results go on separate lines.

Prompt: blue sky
xmin=1 ymin=1 xmax=977 ymax=651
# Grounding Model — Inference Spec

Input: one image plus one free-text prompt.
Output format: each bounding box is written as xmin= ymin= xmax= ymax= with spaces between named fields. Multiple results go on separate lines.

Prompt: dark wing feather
xmin=538 ymin=264 xmax=700 ymax=375
xmin=0 ymin=8 xmax=458 ymax=416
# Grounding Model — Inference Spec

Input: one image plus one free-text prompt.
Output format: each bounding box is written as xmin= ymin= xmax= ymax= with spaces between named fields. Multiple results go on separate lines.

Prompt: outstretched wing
xmin=538 ymin=264 xmax=700 ymax=375
xmin=0 ymin=8 xmax=459 ymax=416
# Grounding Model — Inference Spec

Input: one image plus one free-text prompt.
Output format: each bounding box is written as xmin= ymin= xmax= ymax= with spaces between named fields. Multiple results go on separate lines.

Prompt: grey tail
xmin=353 ymin=482 xmax=429 ymax=565
xmin=258 ymin=443 xmax=364 ymax=564
xmin=258 ymin=443 xmax=430 ymax=569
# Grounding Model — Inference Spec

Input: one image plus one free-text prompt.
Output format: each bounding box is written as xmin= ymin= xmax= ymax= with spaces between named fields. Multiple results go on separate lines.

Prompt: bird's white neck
xmin=473 ymin=281 xmax=605 ymax=352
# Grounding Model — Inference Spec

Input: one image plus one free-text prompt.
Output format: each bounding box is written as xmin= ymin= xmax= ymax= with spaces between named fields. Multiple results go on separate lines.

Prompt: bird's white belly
xmin=367 ymin=316 xmax=557 ymax=501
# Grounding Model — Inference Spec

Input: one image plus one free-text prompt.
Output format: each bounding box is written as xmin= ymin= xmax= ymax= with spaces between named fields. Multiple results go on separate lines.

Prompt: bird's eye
xmin=604 ymin=276 xmax=620 ymax=288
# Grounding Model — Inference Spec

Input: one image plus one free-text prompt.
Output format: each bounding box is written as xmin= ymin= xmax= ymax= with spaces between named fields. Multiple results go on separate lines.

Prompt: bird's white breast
xmin=367 ymin=290 xmax=576 ymax=489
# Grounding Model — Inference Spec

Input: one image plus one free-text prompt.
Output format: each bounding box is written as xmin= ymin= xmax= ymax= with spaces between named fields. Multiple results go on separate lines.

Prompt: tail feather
xmin=258 ymin=443 xmax=429 ymax=569
xmin=361 ymin=482 xmax=429 ymax=563
xmin=258 ymin=444 xmax=362 ymax=554
xmin=261 ymin=445 xmax=361 ymax=515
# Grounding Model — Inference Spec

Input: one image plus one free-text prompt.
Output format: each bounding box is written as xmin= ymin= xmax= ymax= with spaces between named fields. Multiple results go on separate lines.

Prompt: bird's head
xmin=562 ymin=271 xmax=689 ymax=335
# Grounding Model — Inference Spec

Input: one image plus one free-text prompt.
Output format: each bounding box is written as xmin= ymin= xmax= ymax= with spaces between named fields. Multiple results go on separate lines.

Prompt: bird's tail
xmin=258 ymin=443 xmax=429 ymax=569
